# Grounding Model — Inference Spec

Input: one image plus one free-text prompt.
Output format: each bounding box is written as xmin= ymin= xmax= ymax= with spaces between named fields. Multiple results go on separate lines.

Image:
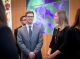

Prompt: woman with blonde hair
xmin=47 ymin=10 xmax=69 ymax=59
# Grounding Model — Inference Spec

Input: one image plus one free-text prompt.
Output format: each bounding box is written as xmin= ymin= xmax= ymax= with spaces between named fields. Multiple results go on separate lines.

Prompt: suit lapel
xmin=23 ymin=26 xmax=29 ymax=40
xmin=31 ymin=24 xmax=37 ymax=39
xmin=23 ymin=24 xmax=37 ymax=40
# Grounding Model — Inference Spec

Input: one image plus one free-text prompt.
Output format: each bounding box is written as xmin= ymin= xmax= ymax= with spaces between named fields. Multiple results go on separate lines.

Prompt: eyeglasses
xmin=26 ymin=16 xmax=34 ymax=18
xmin=21 ymin=20 xmax=26 ymax=21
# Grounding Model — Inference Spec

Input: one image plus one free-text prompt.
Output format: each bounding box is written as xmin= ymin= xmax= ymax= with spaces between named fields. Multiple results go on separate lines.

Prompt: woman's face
xmin=54 ymin=12 xmax=59 ymax=23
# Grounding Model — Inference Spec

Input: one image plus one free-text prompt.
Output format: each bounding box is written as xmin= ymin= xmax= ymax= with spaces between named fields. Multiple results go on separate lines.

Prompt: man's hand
xmin=28 ymin=52 xmax=35 ymax=59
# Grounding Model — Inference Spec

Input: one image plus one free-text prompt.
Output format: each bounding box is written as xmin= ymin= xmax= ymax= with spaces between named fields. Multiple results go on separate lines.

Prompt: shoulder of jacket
xmin=18 ymin=26 xmax=24 ymax=31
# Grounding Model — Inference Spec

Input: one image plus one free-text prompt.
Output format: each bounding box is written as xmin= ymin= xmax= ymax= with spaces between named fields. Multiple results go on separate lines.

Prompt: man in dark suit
xmin=17 ymin=11 xmax=43 ymax=59
xmin=14 ymin=16 xmax=26 ymax=59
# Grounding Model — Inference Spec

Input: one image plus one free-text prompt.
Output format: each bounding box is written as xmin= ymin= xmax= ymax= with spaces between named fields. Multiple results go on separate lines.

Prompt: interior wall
xmin=69 ymin=0 xmax=80 ymax=27
xmin=11 ymin=0 xmax=80 ymax=59
xmin=12 ymin=0 xmax=26 ymax=32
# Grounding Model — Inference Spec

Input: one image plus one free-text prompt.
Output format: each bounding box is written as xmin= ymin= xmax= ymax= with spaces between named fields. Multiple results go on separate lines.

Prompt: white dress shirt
xmin=26 ymin=24 xmax=33 ymax=34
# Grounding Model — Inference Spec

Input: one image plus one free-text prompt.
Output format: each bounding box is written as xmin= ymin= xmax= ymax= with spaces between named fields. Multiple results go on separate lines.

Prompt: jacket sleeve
xmin=17 ymin=28 xmax=30 ymax=55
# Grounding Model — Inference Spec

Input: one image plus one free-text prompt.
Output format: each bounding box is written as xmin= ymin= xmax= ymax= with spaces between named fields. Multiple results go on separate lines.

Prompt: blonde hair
xmin=57 ymin=10 xmax=68 ymax=26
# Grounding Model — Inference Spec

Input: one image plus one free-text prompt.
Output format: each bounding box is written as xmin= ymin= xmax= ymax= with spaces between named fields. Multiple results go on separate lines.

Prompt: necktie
xmin=29 ymin=26 xmax=32 ymax=50
xmin=29 ymin=26 xmax=32 ymax=38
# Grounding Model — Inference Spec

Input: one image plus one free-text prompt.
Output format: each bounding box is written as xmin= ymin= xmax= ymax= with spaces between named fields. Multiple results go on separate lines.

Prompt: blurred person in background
xmin=14 ymin=16 xmax=26 ymax=59
xmin=62 ymin=8 xmax=80 ymax=59
xmin=0 ymin=0 xmax=19 ymax=59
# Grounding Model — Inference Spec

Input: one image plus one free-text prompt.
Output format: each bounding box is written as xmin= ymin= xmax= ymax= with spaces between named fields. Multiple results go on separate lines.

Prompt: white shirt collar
xmin=26 ymin=24 xmax=33 ymax=33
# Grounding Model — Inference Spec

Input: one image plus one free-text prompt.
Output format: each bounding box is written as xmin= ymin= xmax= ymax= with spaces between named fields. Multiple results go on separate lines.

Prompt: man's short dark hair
xmin=20 ymin=16 xmax=25 ymax=21
xmin=25 ymin=11 xmax=34 ymax=16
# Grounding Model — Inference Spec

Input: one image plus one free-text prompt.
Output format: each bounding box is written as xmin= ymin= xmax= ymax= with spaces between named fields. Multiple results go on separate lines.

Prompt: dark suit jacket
xmin=0 ymin=26 xmax=19 ymax=59
xmin=14 ymin=26 xmax=22 ymax=40
xmin=14 ymin=26 xmax=22 ymax=54
xmin=62 ymin=27 xmax=80 ymax=59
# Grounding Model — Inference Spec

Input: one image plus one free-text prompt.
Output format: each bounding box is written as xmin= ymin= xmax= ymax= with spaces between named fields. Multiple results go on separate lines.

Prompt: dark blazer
xmin=14 ymin=26 xmax=22 ymax=40
xmin=17 ymin=24 xmax=43 ymax=59
xmin=63 ymin=27 xmax=80 ymax=59
xmin=14 ymin=26 xmax=22 ymax=55
xmin=0 ymin=26 xmax=19 ymax=59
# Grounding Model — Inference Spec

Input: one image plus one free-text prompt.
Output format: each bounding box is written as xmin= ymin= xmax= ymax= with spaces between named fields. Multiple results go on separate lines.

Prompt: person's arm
xmin=56 ymin=27 xmax=70 ymax=55
xmin=47 ymin=48 xmax=52 ymax=56
xmin=48 ymin=50 xmax=61 ymax=59
xmin=0 ymin=26 xmax=19 ymax=59
xmin=17 ymin=28 xmax=30 ymax=55
xmin=48 ymin=38 xmax=61 ymax=59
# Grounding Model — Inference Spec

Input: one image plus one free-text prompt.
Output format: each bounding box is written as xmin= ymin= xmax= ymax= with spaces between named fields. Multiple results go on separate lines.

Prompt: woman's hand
xmin=47 ymin=54 xmax=55 ymax=59
xmin=47 ymin=48 xmax=51 ymax=56
xmin=47 ymin=50 xmax=61 ymax=59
